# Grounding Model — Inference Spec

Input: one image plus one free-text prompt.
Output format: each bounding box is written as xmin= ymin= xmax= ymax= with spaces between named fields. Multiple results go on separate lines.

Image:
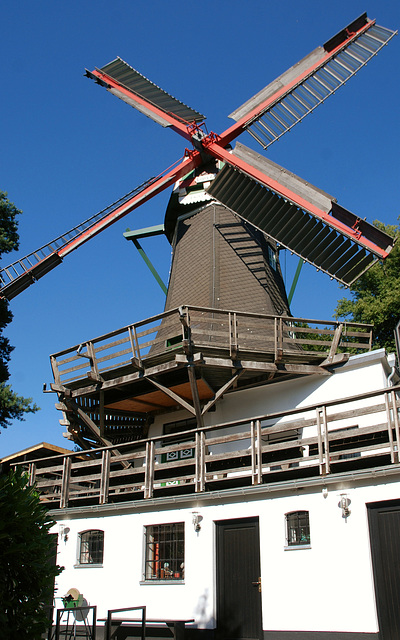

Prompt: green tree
xmin=0 ymin=191 xmax=38 ymax=428
xmin=0 ymin=468 xmax=62 ymax=640
xmin=0 ymin=194 xmax=58 ymax=639
xmin=335 ymin=219 xmax=400 ymax=352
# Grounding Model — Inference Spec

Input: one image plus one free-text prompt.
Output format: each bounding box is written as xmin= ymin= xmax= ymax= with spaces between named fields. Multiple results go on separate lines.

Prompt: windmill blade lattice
xmin=208 ymin=144 xmax=393 ymax=286
xmin=0 ymin=151 xmax=202 ymax=301
xmin=228 ymin=16 xmax=397 ymax=150
xmin=86 ymin=58 xmax=205 ymax=141
xmin=0 ymin=178 xmax=152 ymax=299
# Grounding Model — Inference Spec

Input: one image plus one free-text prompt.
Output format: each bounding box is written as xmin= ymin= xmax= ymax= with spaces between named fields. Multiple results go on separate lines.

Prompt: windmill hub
xmin=190 ymin=126 xmax=207 ymax=150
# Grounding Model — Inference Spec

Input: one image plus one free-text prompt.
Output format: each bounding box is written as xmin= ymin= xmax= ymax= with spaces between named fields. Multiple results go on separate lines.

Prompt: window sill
xmin=74 ymin=563 xmax=103 ymax=568
xmin=139 ymin=580 xmax=185 ymax=585
xmin=284 ymin=544 xmax=311 ymax=551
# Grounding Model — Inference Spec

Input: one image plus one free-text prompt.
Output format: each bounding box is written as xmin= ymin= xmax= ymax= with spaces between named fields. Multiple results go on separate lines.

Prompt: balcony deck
xmin=16 ymin=383 xmax=400 ymax=510
xmin=46 ymin=306 xmax=375 ymax=450
xmin=50 ymin=306 xmax=373 ymax=393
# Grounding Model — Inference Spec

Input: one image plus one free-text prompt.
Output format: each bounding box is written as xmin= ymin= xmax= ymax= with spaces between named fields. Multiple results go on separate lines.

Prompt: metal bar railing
xmin=105 ymin=606 xmax=146 ymax=640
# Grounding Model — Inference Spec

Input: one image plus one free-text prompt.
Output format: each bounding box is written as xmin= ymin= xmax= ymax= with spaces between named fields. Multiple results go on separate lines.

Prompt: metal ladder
xmin=0 ymin=178 xmax=156 ymax=300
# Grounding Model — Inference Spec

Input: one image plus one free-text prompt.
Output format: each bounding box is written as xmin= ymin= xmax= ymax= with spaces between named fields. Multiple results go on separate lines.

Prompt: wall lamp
xmin=338 ymin=494 xmax=351 ymax=520
xmin=192 ymin=511 xmax=203 ymax=532
xmin=59 ymin=524 xmax=70 ymax=542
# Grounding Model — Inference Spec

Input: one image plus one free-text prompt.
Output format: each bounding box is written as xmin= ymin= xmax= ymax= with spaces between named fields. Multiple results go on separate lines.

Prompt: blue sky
xmin=1 ymin=0 xmax=399 ymax=457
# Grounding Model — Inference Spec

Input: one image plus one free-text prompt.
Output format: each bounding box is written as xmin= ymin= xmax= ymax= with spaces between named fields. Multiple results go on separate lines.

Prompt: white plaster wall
xmin=150 ymin=351 xmax=391 ymax=438
xmin=51 ymin=348 xmax=399 ymax=633
xmin=149 ymin=350 xmax=392 ymax=464
xmin=53 ymin=476 xmax=400 ymax=634
xmin=207 ymin=350 xmax=390 ymax=429
xmin=258 ymin=488 xmax=378 ymax=633
xmin=147 ymin=351 xmax=392 ymax=470
xmin=53 ymin=507 xmax=216 ymax=625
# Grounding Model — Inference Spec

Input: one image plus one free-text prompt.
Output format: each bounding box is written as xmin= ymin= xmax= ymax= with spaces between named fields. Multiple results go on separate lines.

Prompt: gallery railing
xmin=49 ymin=305 xmax=373 ymax=387
xmin=16 ymin=383 xmax=400 ymax=508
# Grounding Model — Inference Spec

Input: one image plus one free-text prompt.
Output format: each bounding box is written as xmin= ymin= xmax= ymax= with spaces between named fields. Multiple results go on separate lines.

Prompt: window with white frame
xmin=285 ymin=511 xmax=310 ymax=547
xmin=78 ymin=530 xmax=104 ymax=565
xmin=144 ymin=523 xmax=184 ymax=581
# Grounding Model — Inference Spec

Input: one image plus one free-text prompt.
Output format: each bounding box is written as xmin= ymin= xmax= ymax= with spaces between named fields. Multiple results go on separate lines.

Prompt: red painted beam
xmin=217 ymin=19 xmax=376 ymax=147
xmin=206 ymin=142 xmax=390 ymax=259
xmin=58 ymin=153 xmax=202 ymax=258
xmin=90 ymin=68 xmax=193 ymax=142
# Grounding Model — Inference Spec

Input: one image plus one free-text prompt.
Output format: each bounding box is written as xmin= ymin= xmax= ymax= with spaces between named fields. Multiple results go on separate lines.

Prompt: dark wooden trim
xmin=263 ymin=633 xmax=377 ymax=640
xmin=367 ymin=499 xmax=400 ymax=639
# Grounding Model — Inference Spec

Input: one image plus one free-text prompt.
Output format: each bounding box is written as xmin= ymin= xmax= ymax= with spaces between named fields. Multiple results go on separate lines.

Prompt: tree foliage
xmin=0 ymin=468 xmax=63 ymax=640
xmin=335 ymin=219 xmax=400 ymax=352
xmin=0 ymin=191 xmax=38 ymax=428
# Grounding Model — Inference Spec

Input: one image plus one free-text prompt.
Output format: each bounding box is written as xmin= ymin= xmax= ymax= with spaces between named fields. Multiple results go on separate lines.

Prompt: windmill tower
xmin=0 ymin=13 xmax=397 ymax=450
xmin=161 ymin=154 xmax=290 ymax=317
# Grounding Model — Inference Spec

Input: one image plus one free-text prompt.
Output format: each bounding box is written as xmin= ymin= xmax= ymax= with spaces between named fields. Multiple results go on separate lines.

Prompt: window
xmin=268 ymin=245 xmax=277 ymax=270
xmin=144 ymin=523 xmax=184 ymax=581
xmin=330 ymin=426 xmax=361 ymax=460
xmin=162 ymin=418 xmax=196 ymax=463
xmin=78 ymin=530 xmax=104 ymax=565
xmin=285 ymin=511 xmax=310 ymax=547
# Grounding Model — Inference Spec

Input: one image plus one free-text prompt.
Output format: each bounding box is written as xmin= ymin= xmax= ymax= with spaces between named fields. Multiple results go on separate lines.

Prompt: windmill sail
xmin=86 ymin=57 xmax=205 ymax=133
xmin=207 ymin=143 xmax=394 ymax=286
xmin=0 ymin=179 xmax=153 ymax=299
xmin=1 ymin=14 xmax=396 ymax=303
xmin=223 ymin=15 xmax=397 ymax=149
xmin=0 ymin=154 xmax=202 ymax=301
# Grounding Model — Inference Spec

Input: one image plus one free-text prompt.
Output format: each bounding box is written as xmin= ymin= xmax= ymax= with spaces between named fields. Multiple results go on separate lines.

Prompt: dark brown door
xmin=368 ymin=500 xmax=400 ymax=639
xmin=216 ymin=517 xmax=262 ymax=640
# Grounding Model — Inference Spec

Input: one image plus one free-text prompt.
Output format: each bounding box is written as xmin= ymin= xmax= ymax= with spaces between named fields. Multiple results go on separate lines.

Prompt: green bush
xmin=0 ymin=468 xmax=63 ymax=639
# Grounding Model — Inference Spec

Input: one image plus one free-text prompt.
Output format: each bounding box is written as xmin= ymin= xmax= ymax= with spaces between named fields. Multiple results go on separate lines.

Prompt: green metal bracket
xmin=288 ymin=257 xmax=304 ymax=306
xmin=124 ymin=225 xmax=168 ymax=294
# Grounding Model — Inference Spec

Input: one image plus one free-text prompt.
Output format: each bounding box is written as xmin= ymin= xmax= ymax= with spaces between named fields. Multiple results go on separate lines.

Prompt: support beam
xmin=63 ymin=427 xmax=98 ymax=458
xmin=126 ymin=235 xmax=168 ymax=294
xmin=187 ymin=366 xmax=204 ymax=429
xmin=202 ymin=371 xmax=243 ymax=415
xmin=178 ymin=354 xmax=329 ymax=376
xmin=288 ymin=257 xmax=304 ymax=305
xmin=146 ymin=377 xmax=196 ymax=415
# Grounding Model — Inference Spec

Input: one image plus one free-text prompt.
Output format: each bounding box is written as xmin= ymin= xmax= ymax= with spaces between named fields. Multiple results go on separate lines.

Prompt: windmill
xmin=0 ymin=13 xmax=396 ymax=305
xmin=1 ymin=14 xmax=397 ymax=450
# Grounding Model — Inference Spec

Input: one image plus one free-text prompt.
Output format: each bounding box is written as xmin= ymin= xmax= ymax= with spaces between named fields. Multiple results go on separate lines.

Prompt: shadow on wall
xmin=193 ymin=589 xmax=215 ymax=630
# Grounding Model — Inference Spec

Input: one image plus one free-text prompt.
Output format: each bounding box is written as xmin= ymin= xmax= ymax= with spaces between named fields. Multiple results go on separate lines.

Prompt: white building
xmin=20 ymin=333 xmax=399 ymax=640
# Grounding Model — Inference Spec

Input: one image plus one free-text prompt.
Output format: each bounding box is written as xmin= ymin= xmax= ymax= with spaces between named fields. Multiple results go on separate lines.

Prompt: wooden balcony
xmin=50 ymin=306 xmax=373 ymax=391
xmin=17 ymin=384 xmax=400 ymax=510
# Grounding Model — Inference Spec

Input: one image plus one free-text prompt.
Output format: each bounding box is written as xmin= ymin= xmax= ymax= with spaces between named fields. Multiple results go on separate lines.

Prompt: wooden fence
xmin=17 ymin=384 xmax=400 ymax=509
xmin=50 ymin=305 xmax=373 ymax=387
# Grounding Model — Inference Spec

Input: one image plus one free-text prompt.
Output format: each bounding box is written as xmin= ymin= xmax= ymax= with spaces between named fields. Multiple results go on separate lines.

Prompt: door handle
xmin=251 ymin=577 xmax=261 ymax=592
